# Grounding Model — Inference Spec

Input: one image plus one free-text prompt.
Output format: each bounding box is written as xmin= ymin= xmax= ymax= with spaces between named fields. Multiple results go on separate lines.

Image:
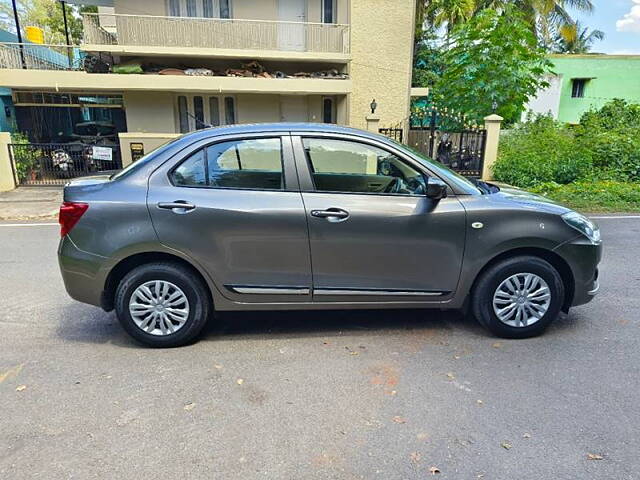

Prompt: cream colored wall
xmin=113 ymin=0 xmax=165 ymax=15
xmin=233 ymin=0 xmax=278 ymax=20
xmin=0 ymin=132 xmax=17 ymax=192
xmin=348 ymin=0 xmax=415 ymax=129
xmin=113 ymin=0 xmax=345 ymax=23
xmin=123 ymin=91 xmax=176 ymax=133
xmin=236 ymin=94 xmax=281 ymax=123
xmin=119 ymin=132 xmax=180 ymax=167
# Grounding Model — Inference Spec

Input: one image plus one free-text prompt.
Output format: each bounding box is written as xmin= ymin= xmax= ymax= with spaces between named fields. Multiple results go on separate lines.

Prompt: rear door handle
xmin=310 ymin=208 xmax=349 ymax=221
xmin=157 ymin=201 xmax=196 ymax=213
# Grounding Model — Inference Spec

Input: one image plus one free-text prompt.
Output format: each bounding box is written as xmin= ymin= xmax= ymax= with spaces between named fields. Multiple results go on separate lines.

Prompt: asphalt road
xmin=0 ymin=217 xmax=638 ymax=480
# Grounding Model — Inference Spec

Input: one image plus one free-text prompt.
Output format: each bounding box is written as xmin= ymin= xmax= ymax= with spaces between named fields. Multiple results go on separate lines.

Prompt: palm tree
xmin=555 ymin=21 xmax=605 ymax=53
xmin=423 ymin=0 xmax=477 ymax=34
xmin=473 ymin=0 xmax=595 ymax=47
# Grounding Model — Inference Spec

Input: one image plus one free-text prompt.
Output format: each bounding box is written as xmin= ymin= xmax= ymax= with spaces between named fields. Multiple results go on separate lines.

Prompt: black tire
xmin=471 ymin=256 xmax=564 ymax=339
xmin=115 ymin=262 xmax=211 ymax=347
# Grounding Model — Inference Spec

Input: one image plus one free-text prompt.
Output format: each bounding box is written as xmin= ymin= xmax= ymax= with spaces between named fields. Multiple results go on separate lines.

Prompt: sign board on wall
xmin=92 ymin=146 xmax=113 ymax=161
xmin=130 ymin=143 xmax=145 ymax=162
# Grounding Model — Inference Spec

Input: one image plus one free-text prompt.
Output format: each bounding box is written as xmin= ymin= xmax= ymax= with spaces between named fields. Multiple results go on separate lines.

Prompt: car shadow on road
xmin=54 ymin=303 xmax=495 ymax=349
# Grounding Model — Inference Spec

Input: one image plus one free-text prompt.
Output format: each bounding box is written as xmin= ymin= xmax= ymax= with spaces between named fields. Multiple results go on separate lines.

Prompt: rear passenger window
xmin=171 ymin=138 xmax=284 ymax=190
xmin=172 ymin=149 xmax=206 ymax=186
xmin=303 ymin=138 xmax=426 ymax=196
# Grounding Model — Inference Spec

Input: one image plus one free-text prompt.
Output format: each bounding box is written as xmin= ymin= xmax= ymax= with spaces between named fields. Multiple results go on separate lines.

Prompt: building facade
xmin=0 ymin=0 xmax=416 ymax=159
xmin=524 ymin=54 xmax=640 ymax=124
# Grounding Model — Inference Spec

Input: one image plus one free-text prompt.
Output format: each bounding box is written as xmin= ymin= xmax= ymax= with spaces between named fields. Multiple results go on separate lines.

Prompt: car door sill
xmin=314 ymin=289 xmax=448 ymax=297
xmin=226 ymin=285 xmax=311 ymax=295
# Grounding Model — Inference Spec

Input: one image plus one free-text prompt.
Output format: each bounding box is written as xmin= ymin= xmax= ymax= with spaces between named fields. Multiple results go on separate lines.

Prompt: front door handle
xmin=310 ymin=208 xmax=350 ymax=221
xmin=157 ymin=201 xmax=196 ymax=213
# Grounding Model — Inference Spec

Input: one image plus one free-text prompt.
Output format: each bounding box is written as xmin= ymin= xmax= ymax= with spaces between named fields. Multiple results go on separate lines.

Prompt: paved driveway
xmin=0 ymin=217 xmax=638 ymax=479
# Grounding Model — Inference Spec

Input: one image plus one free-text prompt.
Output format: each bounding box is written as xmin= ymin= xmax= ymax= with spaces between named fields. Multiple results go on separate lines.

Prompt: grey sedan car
xmin=58 ymin=123 xmax=602 ymax=347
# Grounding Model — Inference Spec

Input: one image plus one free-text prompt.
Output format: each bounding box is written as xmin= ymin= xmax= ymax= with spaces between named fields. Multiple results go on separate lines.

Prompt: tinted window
xmin=303 ymin=138 xmax=426 ymax=196
xmin=178 ymin=95 xmax=189 ymax=133
xmin=171 ymin=138 xmax=284 ymax=190
xmin=194 ymin=96 xmax=205 ymax=129
xmin=224 ymin=97 xmax=236 ymax=124
xmin=172 ymin=149 xmax=206 ymax=186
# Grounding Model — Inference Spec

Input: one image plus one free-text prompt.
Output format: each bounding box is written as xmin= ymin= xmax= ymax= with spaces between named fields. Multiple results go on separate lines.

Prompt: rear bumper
xmin=58 ymin=235 xmax=106 ymax=308
xmin=553 ymin=236 xmax=602 ymax=308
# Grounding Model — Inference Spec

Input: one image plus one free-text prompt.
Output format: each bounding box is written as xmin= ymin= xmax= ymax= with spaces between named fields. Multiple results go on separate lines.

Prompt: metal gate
xmin=9 ymin=143 xmax=122 ymax=186
xmin=380 ymin=108 xmax=487 ymax=178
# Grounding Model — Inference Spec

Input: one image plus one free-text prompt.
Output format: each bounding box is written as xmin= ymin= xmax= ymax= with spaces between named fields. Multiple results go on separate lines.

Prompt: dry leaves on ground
xmin=587 ymin=453 xmax=604 ymax=460
xmin=184 ymin=402 xmax=196 ymax=411
xmin=501 ymin=442 xmax=512 ymax=450
xmin=429 ymin=466 xmax=441 ymax=475
xmin=15 ymin=385 xmax=26 ymax=392
xmin=392 ymin=416 xmax=406 ymax=424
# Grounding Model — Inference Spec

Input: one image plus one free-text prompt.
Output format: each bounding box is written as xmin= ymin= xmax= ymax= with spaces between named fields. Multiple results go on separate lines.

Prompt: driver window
xmin=302 ymin=138 xmax=426 ymax=196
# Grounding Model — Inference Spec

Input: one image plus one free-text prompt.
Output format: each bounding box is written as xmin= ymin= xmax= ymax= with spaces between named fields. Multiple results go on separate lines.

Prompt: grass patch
xmin=529 ymin=181 xmax=640 ymax=213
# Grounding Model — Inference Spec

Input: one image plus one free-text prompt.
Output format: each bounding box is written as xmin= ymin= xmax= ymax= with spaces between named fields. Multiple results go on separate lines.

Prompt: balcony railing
xmin=0 ymin=43 xmax=82 ymax=70
xmin=82 ymin=13 xmax=350 ymax=54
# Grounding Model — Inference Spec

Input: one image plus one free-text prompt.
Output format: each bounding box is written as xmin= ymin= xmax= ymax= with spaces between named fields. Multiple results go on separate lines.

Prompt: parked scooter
xmin=51 ymin=149 xmax=74 ymax=178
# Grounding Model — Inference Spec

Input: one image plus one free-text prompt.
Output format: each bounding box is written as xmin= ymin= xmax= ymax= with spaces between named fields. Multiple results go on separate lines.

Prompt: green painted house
xmin=524 ymin=55 xmax=640 ymax=124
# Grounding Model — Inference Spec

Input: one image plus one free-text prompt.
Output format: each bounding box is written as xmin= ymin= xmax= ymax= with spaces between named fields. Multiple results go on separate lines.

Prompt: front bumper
xmin=553 ymin=236 xmax=602 ymax=307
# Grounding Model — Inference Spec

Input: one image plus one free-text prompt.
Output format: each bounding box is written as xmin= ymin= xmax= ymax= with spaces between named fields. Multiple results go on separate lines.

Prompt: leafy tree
xmin=412 ymin=30 xmax=446 ymax=88
xmin=431 ymin=7 xmax=553 ymax=124
xmin=0 ymin=0 xmax=96 ymax=44
xmin=554 ymin=21 xmax=605 ymax=53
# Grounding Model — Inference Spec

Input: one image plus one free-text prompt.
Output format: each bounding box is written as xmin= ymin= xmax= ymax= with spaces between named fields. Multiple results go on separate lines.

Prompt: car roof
xmin=175 ymin=123 xmax=388 ymax=143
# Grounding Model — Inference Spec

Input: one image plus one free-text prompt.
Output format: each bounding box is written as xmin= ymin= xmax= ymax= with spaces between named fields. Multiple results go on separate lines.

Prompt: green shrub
xmin=575 ymin=100 xmax=640 ymax=181
xmin=493 ymin=100 xmax=640 ymax=189
xmin=493 ymin=114 xmax=592 ymax=188
xmin=530 ymin=180 xmax=640 ymax=213
xmin=10 ymin=132 xmax=41 ymax=182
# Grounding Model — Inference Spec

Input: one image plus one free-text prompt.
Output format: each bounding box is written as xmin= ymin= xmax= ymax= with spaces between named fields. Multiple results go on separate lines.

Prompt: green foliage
xmin=554 ymin=21 xmax=605 ymax=54
xmin=530 ymin=181 xmax=640 ymax=213
xmin=494 ymin=100 xmax=640 ymax=211
xmin=10 ymin=132 xmax=40 ymax=182
xmin=412 ymin=30 xmax=446 ymax=88
xmin=431 ymin=7 xmax=553 ymax=124
xmin=493 ymin=114 xmax=592 ymax=187
xmin=0 ymin=0 xmax=97 ymax=44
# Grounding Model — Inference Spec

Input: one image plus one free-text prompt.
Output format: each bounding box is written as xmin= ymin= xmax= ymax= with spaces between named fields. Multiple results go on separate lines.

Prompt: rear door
xmin=147 ymin=133 xmax=312 ymax=304
xmin=291 ymin=133 xmax=467 ymax=302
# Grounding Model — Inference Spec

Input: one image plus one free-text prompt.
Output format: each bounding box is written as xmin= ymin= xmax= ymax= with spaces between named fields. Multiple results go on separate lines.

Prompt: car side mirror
xmin=426 ymin=177 xmax=448 ymax=200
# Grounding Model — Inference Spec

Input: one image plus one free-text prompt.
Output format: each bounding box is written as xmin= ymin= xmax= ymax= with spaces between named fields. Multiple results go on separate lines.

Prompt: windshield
xmin=388 ymin=138 xmax=483 ymax=194
xmin=110 ymin=137 xmax=183 ymax=181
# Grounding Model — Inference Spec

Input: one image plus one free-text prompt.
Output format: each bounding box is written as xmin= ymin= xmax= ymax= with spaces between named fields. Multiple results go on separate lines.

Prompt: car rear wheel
xmin=115 ymin=262 xmax=210 ymax=347
xmin=471 ymin=256 xmax=565 ymax=339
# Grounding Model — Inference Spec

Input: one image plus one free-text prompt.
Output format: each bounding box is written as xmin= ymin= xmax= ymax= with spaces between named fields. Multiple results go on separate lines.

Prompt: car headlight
xmin=562 ymin=211 xmax=601 ymax=244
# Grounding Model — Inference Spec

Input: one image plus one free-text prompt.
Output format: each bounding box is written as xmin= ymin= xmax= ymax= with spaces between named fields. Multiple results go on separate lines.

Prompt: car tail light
xmin=59 ymin=202 xmax=89 ymax=237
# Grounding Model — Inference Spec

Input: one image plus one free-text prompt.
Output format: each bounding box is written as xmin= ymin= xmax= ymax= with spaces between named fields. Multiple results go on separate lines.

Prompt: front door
xmin=278 ymin=0 xmax=306 ymax=51
xmin=280 ymin=95 xmax=308 ymax=122
xmin=147 ymin=134 xmax=312 ymax=303
xmin=293 ymin=135 xmax=467 ymax=301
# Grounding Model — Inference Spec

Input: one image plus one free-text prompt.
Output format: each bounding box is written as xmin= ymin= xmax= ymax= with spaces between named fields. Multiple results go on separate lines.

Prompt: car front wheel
xmin=471 ymin=256 xmax=565 ymax=339
xmin=114 ymin=262 xmax=211 ymax=347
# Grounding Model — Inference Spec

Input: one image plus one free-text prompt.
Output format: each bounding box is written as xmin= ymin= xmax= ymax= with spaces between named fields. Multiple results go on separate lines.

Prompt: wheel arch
xmin=101 ymin=251 xmax=213 ymax=312
xmin=468 ymin=247 xmax=575 ymax=313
